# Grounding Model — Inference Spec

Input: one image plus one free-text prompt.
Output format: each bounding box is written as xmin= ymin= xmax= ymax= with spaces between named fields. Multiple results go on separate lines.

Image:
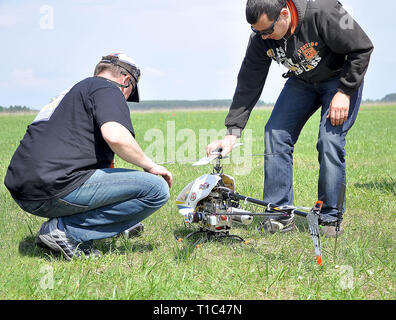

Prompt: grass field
xmin=0 ymin=105 xmax=395 ymax=300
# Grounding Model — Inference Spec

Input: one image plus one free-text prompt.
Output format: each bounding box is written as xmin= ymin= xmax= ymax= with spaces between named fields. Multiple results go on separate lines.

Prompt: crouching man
xmin=4 ymin=53 xmax=173 ymax=260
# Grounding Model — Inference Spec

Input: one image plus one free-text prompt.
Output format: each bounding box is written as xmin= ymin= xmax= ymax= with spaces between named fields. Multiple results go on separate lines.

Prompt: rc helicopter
xmin=175 ymin=144 xmax=345 ymax=266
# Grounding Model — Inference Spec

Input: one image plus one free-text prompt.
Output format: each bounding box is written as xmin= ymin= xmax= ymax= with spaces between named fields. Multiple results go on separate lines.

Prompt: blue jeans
xmin=15 ymin=169 xmax=170 ymax=243
xmin=263 ymin=77 xmax=363 ymax=216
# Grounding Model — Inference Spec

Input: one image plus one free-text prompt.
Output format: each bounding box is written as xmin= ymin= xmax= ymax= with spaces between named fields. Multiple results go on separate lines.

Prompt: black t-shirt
xmin=4 ymin=77 xmax=135 ymax=201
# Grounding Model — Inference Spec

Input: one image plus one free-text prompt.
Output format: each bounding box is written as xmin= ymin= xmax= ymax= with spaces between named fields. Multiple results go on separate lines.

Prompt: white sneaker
xmin=122 ymin=222 xmax=144 ymax=238
xmin=37 ymin=218 xmax=101 ymax=261
xmin=258 ymin=213 xmax=295 ymax=234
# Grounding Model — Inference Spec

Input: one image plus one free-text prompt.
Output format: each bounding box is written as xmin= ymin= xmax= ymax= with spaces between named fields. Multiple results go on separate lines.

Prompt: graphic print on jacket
xmin=267 ymin=41 xmax=322 ymax=76
xmin=224 ymin=0 xmax=374 ymax=136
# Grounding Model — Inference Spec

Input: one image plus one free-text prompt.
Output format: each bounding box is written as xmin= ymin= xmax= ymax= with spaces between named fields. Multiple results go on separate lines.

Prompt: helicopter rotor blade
xmin=192 ymin=154 xmax=221 ymax=166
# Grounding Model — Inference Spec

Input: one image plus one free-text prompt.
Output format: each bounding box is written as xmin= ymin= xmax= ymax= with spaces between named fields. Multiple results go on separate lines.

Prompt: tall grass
xmin=0 ymin=106 xmax=394 ymax=300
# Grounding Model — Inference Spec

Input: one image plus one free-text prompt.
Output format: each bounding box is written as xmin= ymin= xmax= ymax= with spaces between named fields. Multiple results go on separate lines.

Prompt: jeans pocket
xmin=14 ymin=199 xmax=51 ymax=218
xmin=51 ymin=198 xmax=89 ymax=217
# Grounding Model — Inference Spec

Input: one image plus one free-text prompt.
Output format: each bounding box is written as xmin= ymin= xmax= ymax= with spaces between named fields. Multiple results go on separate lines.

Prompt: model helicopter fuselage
xmin=175 ymin=145 xmax=345 ymax=266
xmin=176 ymin=171 xmax=253 ymax=233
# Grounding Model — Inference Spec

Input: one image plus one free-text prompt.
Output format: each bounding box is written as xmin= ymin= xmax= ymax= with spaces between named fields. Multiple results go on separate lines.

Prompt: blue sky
xmin=0 ymin=0 xmax=394 ymax=109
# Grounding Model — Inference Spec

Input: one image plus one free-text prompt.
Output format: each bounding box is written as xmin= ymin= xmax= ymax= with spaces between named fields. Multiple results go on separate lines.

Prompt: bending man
xmin=207 ymin=0 xmax=373 ymax=236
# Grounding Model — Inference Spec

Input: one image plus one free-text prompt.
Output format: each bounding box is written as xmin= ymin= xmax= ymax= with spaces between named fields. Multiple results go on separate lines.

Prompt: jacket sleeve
xmin=225 ymin=34 xmax=272 ymax=137
xmin=317 ymin=0 xmax=374 ymax=96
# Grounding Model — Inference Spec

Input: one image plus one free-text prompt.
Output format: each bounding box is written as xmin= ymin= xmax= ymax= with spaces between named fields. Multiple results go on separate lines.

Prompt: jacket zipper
xmin=283 ymin=37 xmax=288 ymax=53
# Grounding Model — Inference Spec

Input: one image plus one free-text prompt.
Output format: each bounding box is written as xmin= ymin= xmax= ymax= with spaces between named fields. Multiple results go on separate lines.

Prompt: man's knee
xmin=158 ymin=177 xmax=170 ymax=203
xmin=147 ymin=174 xmax=170 ymax=207
xmin=265 ymin=127 xmax=293 ymax=155
xmin=316 ymin=132 xmax=345 ymax=162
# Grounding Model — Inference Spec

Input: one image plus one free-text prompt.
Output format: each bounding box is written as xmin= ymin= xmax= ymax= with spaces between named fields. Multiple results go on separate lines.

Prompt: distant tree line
xmin=377 ymin=93 xmax=396 ymax=103
xmin=128 ymin=99 xmax=273 ymax=110
xmin=2 ymin=93 xmax=396 ymax=112
xmin=0 ymin=105 xmax=32 ymax=112
xmin=129 ymin=94 xmax=396 ymax=110
xmin=363 ymin=93 xmax=396 ymax=104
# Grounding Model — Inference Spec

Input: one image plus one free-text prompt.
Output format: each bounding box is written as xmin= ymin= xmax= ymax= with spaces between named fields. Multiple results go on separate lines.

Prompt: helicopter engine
xmin=176 ymin=173 xmax=253 ymax=233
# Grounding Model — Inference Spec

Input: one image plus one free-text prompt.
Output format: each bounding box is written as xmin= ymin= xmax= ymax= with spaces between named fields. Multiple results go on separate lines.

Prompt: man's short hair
xmin=94 ymin=62 xmax=128 ymax=78
xmin=94 ymin=53 xmax=141 ymax=102
xmin=246 ymin=0 xmax=287 ymax=24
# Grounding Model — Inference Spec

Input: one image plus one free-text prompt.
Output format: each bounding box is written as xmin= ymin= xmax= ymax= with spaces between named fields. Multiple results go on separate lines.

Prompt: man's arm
xmin=317 ymin=1 xmax=373 ymax=126
xmin=101 ymin=121 xmax=173 ymax=187
xmin=317 ymin=0 xmax=374 ymax=96
xmin=225 ymin=34 xmax=272 ymax=138
xmin=207 ymin=35 xmax=271 ymax=157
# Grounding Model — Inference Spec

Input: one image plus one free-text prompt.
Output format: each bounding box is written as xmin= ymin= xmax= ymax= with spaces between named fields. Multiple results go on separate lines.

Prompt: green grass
xmin=0 ymin=106 xmax=395 ymax=300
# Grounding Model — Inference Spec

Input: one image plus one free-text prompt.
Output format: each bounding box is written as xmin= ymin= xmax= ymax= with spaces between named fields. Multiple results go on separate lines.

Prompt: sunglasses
xmin=251 ymin=14 xmax=280 ymax=36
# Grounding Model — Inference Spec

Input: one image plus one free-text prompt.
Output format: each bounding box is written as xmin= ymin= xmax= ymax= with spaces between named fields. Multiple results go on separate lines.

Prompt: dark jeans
xmin=15 ymin=169 xmax=170 ymax=243
xmin=263 ymin=77 xmax=363 ymax=216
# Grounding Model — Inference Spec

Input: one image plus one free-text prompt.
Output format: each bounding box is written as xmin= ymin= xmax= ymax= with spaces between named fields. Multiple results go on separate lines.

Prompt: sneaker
xmin=258 ymin=213 xmax=295 ymax=234
xmin=121 ymin=222 xmax=144 ymax=238
xmin=319 ymin=213 xmax=339 ymax=226
xmin=37 ymin=218 xmax=101 ymax=261
xmin=34 ymin=234 xmax=46 ymax=249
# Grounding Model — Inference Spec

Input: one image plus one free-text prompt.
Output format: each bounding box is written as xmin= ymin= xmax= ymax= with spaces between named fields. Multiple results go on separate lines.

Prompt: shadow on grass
xmin=354 ymin=178 xmax=396 ymax=195
xmin=18 ymin=234 xmax=155 ymax=261
xmin=295 ymin=216 xmax=310 ymax=232
xmin=95 ymin=236 xmax=155 ymax=255
xmin=173 ymin=216 xmax=310 ymax=245
xmin=171 ymin=218 xmax=313 ymax=259
xmin=172 ymin=226 xmax=248 ymax=262
xmin=18 ymin=235 xmax=60 ymax=261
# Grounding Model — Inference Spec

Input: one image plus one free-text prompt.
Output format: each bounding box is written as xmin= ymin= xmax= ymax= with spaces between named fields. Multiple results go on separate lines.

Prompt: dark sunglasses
xmin=251 ymin=14 xmax=280 ymax=36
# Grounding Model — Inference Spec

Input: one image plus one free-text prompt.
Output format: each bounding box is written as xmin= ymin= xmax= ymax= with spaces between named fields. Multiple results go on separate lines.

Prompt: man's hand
xmin=206 ymin=135 xmax=237 ymax=158
xmin=327 ymin=91 xmax=351 ymax=126
xmin=146 ymin=164 xmax=173 ymax=188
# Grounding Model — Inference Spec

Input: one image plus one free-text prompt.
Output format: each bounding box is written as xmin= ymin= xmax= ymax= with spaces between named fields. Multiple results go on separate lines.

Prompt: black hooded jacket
xmin=225 ymin=0 xmax=374 ymax=137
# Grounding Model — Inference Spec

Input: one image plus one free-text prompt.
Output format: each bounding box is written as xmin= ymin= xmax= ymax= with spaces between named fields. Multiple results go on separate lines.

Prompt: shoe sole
xmin=38 ymin=234 xmax=73 ymax=261
xmin=35 ymin=236 xmax=48 ymax=250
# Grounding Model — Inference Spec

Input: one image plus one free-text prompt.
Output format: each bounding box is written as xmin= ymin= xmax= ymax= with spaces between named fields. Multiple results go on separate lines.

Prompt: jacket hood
xmin=290 ymin=0 xmax=308 ymax=34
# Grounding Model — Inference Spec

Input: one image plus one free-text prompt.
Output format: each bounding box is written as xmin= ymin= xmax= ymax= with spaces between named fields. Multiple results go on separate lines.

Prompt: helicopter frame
xmin=176 ymin=149 xmax=345 ymax=266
